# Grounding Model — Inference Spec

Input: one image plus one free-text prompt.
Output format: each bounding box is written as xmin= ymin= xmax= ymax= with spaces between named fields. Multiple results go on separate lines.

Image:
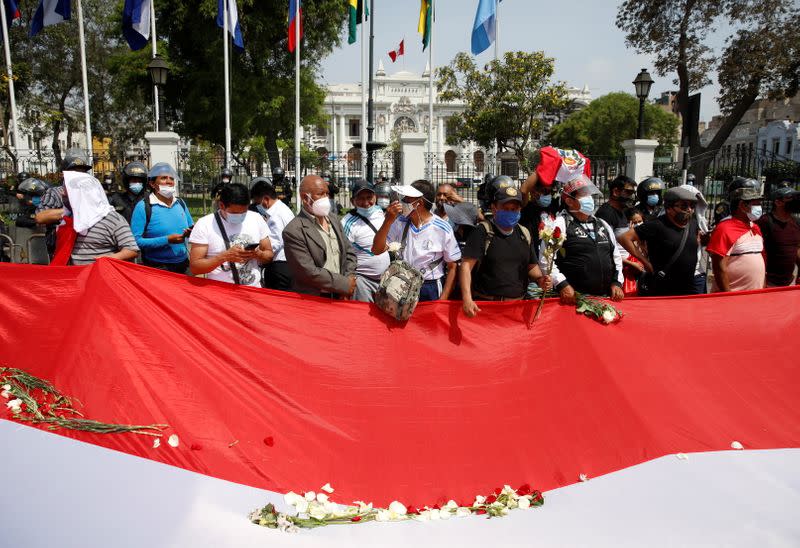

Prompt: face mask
xmin=223 ymin=210 xmax=247 ymax=225
xmin=31 ymin=196 xmax=41 ymax=206
xmin=633 ymin=222 xmax=643 ymax=227
xmin=159 ymin=185 xmax=176 ymax=199
xmin=129 ymin=183 xmax=143 ymax=195
xmin=357 ymin=205 xmax=380 ymax=218
xmin=494 ymin=209 xmax=521 ymax=228
xmin=537 ymin=194 xmax=552 ymax=207
xmin=674 ymin=210 xmax=692 ymax=225
xmin=574 ymin=196 xmax=595 ymax=215
xmin=401 ymin=201 xmax=416 ymax=217
xmin=310 ymin=196 xmax=331 ymax=217
xmin=377 ymin=197 xmax=390 ymax=209
xmin=646 ymin=194 xmax=659 ymax=207
xmin=747 ymin=205 xmax=762 ymax=221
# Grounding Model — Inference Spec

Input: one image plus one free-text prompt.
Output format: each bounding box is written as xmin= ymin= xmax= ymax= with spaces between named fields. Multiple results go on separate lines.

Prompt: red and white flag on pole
xmin=388 ymin=39 xmax=404 ymax=62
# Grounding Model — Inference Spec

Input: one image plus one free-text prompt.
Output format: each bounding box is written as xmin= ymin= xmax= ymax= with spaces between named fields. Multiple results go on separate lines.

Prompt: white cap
xmin=390 ymin=184 xmax=423 ymax=198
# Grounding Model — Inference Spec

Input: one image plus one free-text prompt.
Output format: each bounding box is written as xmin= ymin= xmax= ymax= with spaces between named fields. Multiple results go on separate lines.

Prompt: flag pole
xmin=492 ymin=0 xmax=498 ymax=176
xmin=365 ymin=0 xmax=375 ymax=183
xmin=150 ymin=0 xmax=160 ymax=132
xmin=427 ymin=1 xmax=434 ymax=180
xmin=0 ymin=2 xmax=20 ymax=156
xmin=293 ymin=0 xmax=300 ymax=210
xmin=223 ymin=0 xmax=232 ymax=168
xmin=360 ymin=0 xmax=367 ymax=179
xmin=76 ymin=0 xmax=93 ymax=166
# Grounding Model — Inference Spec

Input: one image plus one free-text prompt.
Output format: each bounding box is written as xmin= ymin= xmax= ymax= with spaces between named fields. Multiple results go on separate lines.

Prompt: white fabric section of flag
xmin=42 ymin=0 xmax=68 ymax=25
xmin=132 ymin=0 xmax=151 ymax=40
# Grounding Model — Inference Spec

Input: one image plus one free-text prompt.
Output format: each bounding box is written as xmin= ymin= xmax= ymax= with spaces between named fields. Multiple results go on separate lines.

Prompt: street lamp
xmin=633 ymin=68 xmax=654 ymax=139
xmin=147 ymin=55 xmax=170 ymax=132
xmin=32 ymin=127 xmax=43 ymax=173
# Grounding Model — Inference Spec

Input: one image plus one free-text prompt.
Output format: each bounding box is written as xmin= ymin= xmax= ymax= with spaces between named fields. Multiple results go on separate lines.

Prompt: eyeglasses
xmin=672 ymin=202 xmax=696 ymax=211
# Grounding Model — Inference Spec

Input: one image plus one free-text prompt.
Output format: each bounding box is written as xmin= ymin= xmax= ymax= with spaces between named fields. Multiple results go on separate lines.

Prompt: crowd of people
xmin=5 ymin=147 xmax=800 ymax=318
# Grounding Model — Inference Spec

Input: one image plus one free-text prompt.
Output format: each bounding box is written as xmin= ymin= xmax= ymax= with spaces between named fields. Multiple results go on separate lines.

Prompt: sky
xmin=320 ymin=0 xmax=724 ymax=122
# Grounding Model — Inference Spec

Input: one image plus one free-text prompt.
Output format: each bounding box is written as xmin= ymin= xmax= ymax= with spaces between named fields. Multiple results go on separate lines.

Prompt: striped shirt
xmin=71 ymin=211 xmax=139 ymax=265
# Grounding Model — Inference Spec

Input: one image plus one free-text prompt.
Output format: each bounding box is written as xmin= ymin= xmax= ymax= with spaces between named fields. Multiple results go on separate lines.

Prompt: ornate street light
xmin=147 ymin=55 xmax=170 ymax=131
xmin=633 ymin=68 xmax=654 ymax=139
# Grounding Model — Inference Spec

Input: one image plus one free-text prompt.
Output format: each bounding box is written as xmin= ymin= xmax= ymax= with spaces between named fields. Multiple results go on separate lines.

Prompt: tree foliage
xmin=437 ymin=51 xmax=568 ymax=171
xmin=616 ymin=0 xmax=800 ymax=162
xmin=547 ymin=92 xmax=680 ymax=158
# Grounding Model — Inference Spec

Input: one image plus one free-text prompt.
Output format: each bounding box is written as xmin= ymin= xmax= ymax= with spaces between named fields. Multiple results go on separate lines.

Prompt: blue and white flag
xmin=217 ymin=0 xmax=244 ymax=51
xmin=471 ymin=0 xmax=501 ymax=56
xmin=29 ymin=0 xmax=71 ymax=37
xmin=122 ymin=0 xmax=151 ymax=51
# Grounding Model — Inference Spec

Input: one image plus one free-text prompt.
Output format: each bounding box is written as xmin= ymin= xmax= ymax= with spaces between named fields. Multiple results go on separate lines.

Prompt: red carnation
xmin=516 ymin=484 xmax=532 ymax=496
xmin=476 ymin=509 xmax=487 ymax=515
xmin=351 ymin=516 xmax=362 ymax=522
xmin=406 ymin=505 xmax=419 ymax=515
xmin=553 ymin=226 xmax=562 ymax=239
xmin=485 ymin=495 xmax=497 ymax=504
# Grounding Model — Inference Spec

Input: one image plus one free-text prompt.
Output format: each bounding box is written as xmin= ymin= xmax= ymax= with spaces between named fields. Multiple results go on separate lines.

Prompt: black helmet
xmin=636 ymin=176 xmax=665 ymax=203
xmin=490 ymin=175 xmax=515 ymax=192
xmin=271 ymin=166 xmax=285 ymax=180
xmin=220 ymin=167 xmax=234 ymax=183
xmin=62 ymin=148 xmax=91 ymax=172
xmin=122 ymin=161 xmax=148 ymax=186
xmin=17 ymin=177 xmax=50 ymax=196
xmin=17 ymin=171 xmax=30 ymax=182
xmin=727 ymin=177 xmax=761 ymax=203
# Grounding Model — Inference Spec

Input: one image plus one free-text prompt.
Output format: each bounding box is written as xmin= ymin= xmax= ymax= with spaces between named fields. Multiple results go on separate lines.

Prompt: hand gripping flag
xmin=217 ymin=0 xmax=244 ymax=51
xmin=287 ymin=0 xmax=302 ymax=53
xmin=122 ymin=0 xmax=151 ymax=51
xmin=29 ymin=0 xmax=71 ymax=37
xmin=471 ymin=0 xmax=501 ymax=56
xmin=4 ymin=0 xmax=21 ymax=28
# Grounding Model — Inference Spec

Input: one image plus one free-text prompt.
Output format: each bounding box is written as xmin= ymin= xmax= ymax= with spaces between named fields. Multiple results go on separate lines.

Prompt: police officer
xmin=101 ymin=172 xmax=115 ymax=196
xmin=635 ymin=176 xmax=665 ymax=222
xmin=15 ymin=178 xmax=50 ymax=228
xmin=477 ymin=175 xmax=515 ymax=215
xmin=271 ymin=166 xmax=295 ymax=207
xmin=220 ymin=167 xmax=233 ymax=185
xmin=110 ymin=161 xmax=147 ymax=223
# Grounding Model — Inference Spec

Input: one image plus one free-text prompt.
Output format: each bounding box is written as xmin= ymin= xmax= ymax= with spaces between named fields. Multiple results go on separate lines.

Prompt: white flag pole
xmin=76 ymin=0 xmax=93 ymax=166
xmin=0 ymin=2 xmax=20 ymax=155
xmin=427 ymin=2 xmax=434 ymax=180
xmin=360 ymin=0 xmax=367 ymax=176
xmin=293 ymin=0 xmax=300 ymax=211
xmin=150 ymin=0 xmax=159 ymax=132
xmin=223 ymin=0 xmax=232 ymax=168
xmin=492 ymin=0 xmax=498 ymax=175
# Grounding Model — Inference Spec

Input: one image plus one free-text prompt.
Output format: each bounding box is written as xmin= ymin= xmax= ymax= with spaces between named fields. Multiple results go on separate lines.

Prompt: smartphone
xmin=243 ymin=243 xmax=259 ymax=251
xmin=183 ymin=225 xmax=193 ymax=236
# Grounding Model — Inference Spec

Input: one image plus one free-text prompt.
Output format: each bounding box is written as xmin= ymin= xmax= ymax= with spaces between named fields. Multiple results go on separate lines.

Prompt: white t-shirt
xmin=264 ymin=200 xmax=295 ymax=262
xmin=189 ymin=211 xmax=269 ymax=287
xmin=386 ymin=215 xmax=462 ymax=280
xmin=342 ymin=209 xmax=391 ymax=279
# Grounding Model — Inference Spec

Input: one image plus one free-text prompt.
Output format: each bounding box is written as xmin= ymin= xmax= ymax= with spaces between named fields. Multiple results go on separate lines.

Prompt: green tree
xmin=437 ymin=51 xmax=568 ymax=171
xmin=616 ymin=0 xmax=800 ymax=166
xmin=547 ymin=92 xmax=680 ymax=158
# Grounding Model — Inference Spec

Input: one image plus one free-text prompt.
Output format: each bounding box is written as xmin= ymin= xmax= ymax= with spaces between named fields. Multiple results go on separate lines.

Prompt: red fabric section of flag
xmin=287 ymin=0 xmax=303 ymax=53
xmin=1 ymin=259 xmax=799 ymax=506
xmin=389 ymin=49 xmax=397 ymax=62
xmin=398 ymin=39 xmax=404 ymax=55
xmin=50 ymin=216 xmax=77 ymax=266
xmin=536 ymin=146 xmax=592 ymax=186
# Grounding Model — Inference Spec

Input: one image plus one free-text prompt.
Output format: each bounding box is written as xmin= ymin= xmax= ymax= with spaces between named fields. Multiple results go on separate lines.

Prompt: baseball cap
xmin=351 ymin=179 xmax=375 ymax=196
xmin=493 ymin=186 xmax=523 ymax=205
xmin=561 ymin=174 xmax=600 ymax=197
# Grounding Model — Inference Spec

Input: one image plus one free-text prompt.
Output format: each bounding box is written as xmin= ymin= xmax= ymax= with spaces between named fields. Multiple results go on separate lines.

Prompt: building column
xmin=339 ymin=115 xmax=347 ymax=153
xmin=331 ymin=112 xmax=337 ymax=154
xmin=437 ymin=116 xmax=444 ymax=156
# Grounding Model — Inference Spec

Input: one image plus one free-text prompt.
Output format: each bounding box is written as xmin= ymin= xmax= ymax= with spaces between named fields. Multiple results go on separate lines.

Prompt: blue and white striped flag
xmin=217 ymin=0 xmax=244 ymax=51
xmin=29 ymin=0 xmax=71 ymax=37
xmin=471 ymin=0 xmax=501 ymax=56
xmin=122 ymin=0 xmax=151 ymax=51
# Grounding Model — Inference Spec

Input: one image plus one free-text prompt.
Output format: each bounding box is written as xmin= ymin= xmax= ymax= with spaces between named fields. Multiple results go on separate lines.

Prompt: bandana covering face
xmin=63 ymin=172 xmax=115 ymax=235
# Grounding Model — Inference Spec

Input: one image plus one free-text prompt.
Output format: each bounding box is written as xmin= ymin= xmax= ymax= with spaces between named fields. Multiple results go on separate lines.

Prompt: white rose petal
xmin=602 ymin=309 xmax=616 ymax=323
xmin=387 ymin=242 xmax=402 ymax=253
xmin=284 ymin=491 xmax=304 ymax=507
xmin=518 ymin=497 xmax=531 ymax=509
xmin=456 ymin=507 xmax=472 ymax=518
xmin=6 ymin=398 xmax=22 ymax=409
xmin=153 ymin=438 xmax=161 ymax=448
xmin=440 ymin=509 xmax=451 ymax=520
xmin=1 ymin=384 xmax=10 ymax=391
xmin=308 ymin=505 xmax=328 ymax=520
xmin=579 ymin=473 xmax=588 ymax=482
xmin=356 ymin=501 xmax=373 ymax=513
xmin=167 ymin=434 xmax=180 ymax=447
xmin=676 ymin=453 xmax=689 ymax=460
xmin=388 ymin=501 xmax=407 ymax=516
xmin=413 ymin=510 xmax=430 ymax=522
xmin=1 ymin=391 xmax=9 ymax=400
xmin=731 ymin=441 xmax=744 ymax=450
xmin=445 ymin=500 xmax=459 ymax=510
xmin=295 ymin=499 xmax=309 ymax=514
xmin=320 ymin=483 xmax=334 ymax=494
xmin=316 ymin=493 xmax=329 ymax=503
xmin=429 ymin=509 xmax=441 ymax=520
xmin=474 ymin=495 xmax=486 ymax=505
xmin=304 ymin=491 xmax=316 ymax=501
xmin=376 ymin=509 xmax=392 ymax=522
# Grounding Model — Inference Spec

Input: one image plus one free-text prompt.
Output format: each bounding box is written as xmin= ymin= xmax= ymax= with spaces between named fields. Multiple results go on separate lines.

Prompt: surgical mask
xmin=357 ymin=205 xmax=381 ymax=218
xmin=401 ymin=201 xmax=416 ymax=217
xmin=537 ymin=194 xmax=552 ymax=207
xmin=31 ymin=196 xmax=41 ymax=206
xmin=494 ymin=209 xmax=521 ymax=228
xmin=575 ymin=196 xmax=595 ymax=215
xmin=747 ymin=205 xmax=762 ymax=221
xmin=129 ymin=182 xmax=143 ymax=195
xmin=223 ymin=210 xmax=247 ymax=225
xmin=377 ymin=197 xmax=390 ymax=209
xmin=646 ymin=194 xmax=659 ymax=207
xmin=310 ymin=196 xmax=331 ymax=217
xmin=159 ymin=185 xmax=176 ymax=199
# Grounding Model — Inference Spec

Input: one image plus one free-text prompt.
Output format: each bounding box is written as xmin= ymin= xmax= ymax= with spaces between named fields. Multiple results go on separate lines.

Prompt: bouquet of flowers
xmin=531 ymin=220 xmax=566 ymax=324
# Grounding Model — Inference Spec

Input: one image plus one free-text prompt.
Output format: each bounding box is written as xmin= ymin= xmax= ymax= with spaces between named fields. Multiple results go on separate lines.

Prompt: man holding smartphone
xmin=130 ymin=163 xmax=195 ymax=274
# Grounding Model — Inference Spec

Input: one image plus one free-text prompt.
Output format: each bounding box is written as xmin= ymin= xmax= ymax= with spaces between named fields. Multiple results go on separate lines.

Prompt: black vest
xmin=555 ymin=213 xmax=616 ymax=296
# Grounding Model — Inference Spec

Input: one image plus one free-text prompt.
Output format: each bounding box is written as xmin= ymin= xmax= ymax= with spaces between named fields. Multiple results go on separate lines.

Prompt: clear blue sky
xmin=320 ymin=0 xmax=723 ymax=121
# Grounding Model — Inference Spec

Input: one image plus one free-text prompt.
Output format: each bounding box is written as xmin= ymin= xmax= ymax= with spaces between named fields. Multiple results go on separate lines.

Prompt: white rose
xmin=320 ymin=483 xmax=334 ymax=494
xmin=167 ymin=434 xmax=180 ymax=447
xmin=304 ymin=491 xmax=316 ymax=501
xmin=413 ymin=510 xmax=430 ymax=522
xmin=294 ymin=499 xmax=309 ymax=514
xmin=518 ymin=497 xmax=531 ymax=509
xmin=429 ymin=509 xmax=441 ymax=520
xmin=445 ymin=500 xmax=459 ymax=510
xmin=1 ymin=384 xmax=10 ymax=391
xmin=308 ymin=504 xmax=328 ymax=520
xmin=602 ymin=309 xmax=616 ymax=323
xmin=6 ymin=398 xmax=22 ymax=410
xmin=456 ymin=507 xmax=472 ymax=518
xmin=439 ymin=509 xmax=451 ymax=520
xmin=376 ymin=509 xmax=392 ymax=522
xmin=387 ymin=242 xmax=402 ymax=253
xmin=474 ymin=495 xmax=486 ymax=505
xmin=284 ymin=491 xmax=304 ymax=507
xmin=356 ymin=501 xmax=373 ymax=513
xmin=323 ymin=501 xmax=338 ymax=514
xmin=316 ymin=493 xmax=329 ymax=503
xmin=388 ymin=501 xmax=407 ymax=516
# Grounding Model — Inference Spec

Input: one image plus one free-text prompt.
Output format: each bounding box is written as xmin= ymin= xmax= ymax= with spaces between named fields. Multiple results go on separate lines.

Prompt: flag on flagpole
xmin=122 ymin=0 xmax=151 ymax=51
xmin=388 ymin=39 xmax=404 ymax=63
xmin=418 ymin=0 xmax=431 ymax=50
xmin=4 ymin=0 xmax=20 ymax=28
xmin=287 ymin=0 xmax=302 ymax=52
xmin=471 ymin=0 xmax=501 ymax=56
xmin=29 ymin=0 xmax=71 ymax=37
xmin=347 ymin=0 xmax=368 ymax=45
xmin=216 ymin=0 xmax=244 ymax=51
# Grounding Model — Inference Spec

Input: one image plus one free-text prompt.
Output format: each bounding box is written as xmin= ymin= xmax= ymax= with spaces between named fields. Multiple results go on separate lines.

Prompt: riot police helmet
xmin=271 ymin=166 xmax=285 ymax=181
xmin=122 ymin=161 xmax=148 ymax=187
xmin=220 ymin=167 xmax=234 ymax=184
xmin=61 ymin=148 xmax=91 ymax=172
xmin=17 ymin=177 xmax=50 ymax=196
xmin=636 ymin=176 xmax=665 ymax=204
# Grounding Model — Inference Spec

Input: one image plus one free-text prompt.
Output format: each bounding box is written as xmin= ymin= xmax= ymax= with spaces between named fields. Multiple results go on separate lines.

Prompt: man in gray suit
xmin=284 ymin=175 xmax=357 ymax=298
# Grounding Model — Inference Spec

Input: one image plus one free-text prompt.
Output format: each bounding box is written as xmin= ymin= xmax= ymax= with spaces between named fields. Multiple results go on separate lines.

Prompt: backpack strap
xmin=350 ymin=209 xmax=379 ymax=233
xmin=143 ymin=195 xmax=189 ymax=237
xmin=480 ymin=220 xmax=531 ymax=256
xmin=213 ymin=211 xmax=241 ymax=285
xmin=401 ymin=218 xmax=444 ymax=276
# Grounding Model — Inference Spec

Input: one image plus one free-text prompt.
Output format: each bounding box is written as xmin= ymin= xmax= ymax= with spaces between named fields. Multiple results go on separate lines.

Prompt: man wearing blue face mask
xmin=541 ymin=175 xmax=624 ymax=305
xmin=634 ymin=177 xmax=665 ymax=222
xmin=341 ymin=180 xmax=391 ymax=302
xmin=110 ymin=162 xmax=147 ymax=224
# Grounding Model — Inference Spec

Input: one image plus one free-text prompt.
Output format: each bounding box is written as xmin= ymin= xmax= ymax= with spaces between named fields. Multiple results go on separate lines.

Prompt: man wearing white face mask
xmin=283 ymin=175 xmax=357 ymax=298
xmin=540 ymin=175 xmax=624 ymax=304
xmin=131 ymin=162 xmax=194 ymax=274
xmin=341 ymin=179 xmax=390 ymax=302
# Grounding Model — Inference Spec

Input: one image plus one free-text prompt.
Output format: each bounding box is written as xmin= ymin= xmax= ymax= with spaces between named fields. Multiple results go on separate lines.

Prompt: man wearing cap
xmin=130 ymin=163 xmax=194 ymax=274
xmin=460 ymin=187 xmax=550 ymax=317
xmin=372 ymin=179 xmax=462 ymax=302
xmin=250 ymin=177 xmax=295 ymax=290
xmin=541 ymin=174 xmax=624 ymax=304
xmin=707 ymin=183 xmax=766 ymax=292
xmin=618 ymin=186 xmax=701 ymax=296
xmin=283 ymin=175 xmax=357 ymax=298
xmin=756 ymin=183 xmax=800 ymax=286
xmin=341 ymin=180 xmax=391 ymax=302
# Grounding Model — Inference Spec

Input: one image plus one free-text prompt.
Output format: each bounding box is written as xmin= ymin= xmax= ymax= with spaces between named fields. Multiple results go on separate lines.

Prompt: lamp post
xmin=147 ymin=55 xmax=170 ymax=132
xmin=633 ymin=68 xmax=654 ymax=139
xmin=32 ymin=127 xmax=43 ymax=174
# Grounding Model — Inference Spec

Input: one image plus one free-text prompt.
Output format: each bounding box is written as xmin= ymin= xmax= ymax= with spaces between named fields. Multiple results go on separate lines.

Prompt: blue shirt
xmin=130 ymin=195 xmax=194 ymax=264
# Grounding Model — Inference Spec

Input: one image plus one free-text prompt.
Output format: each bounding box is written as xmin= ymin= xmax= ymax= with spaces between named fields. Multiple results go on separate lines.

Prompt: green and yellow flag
xmin=348 ymin=0 xmax=369 ymax=44
xmin=418 ymin=0 xmax=431 ymax=50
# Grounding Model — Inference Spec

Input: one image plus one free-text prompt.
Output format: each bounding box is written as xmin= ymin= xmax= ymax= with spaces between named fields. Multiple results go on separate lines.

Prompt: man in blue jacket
xmin=130 ymin=163 xmax=194 ymax=274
